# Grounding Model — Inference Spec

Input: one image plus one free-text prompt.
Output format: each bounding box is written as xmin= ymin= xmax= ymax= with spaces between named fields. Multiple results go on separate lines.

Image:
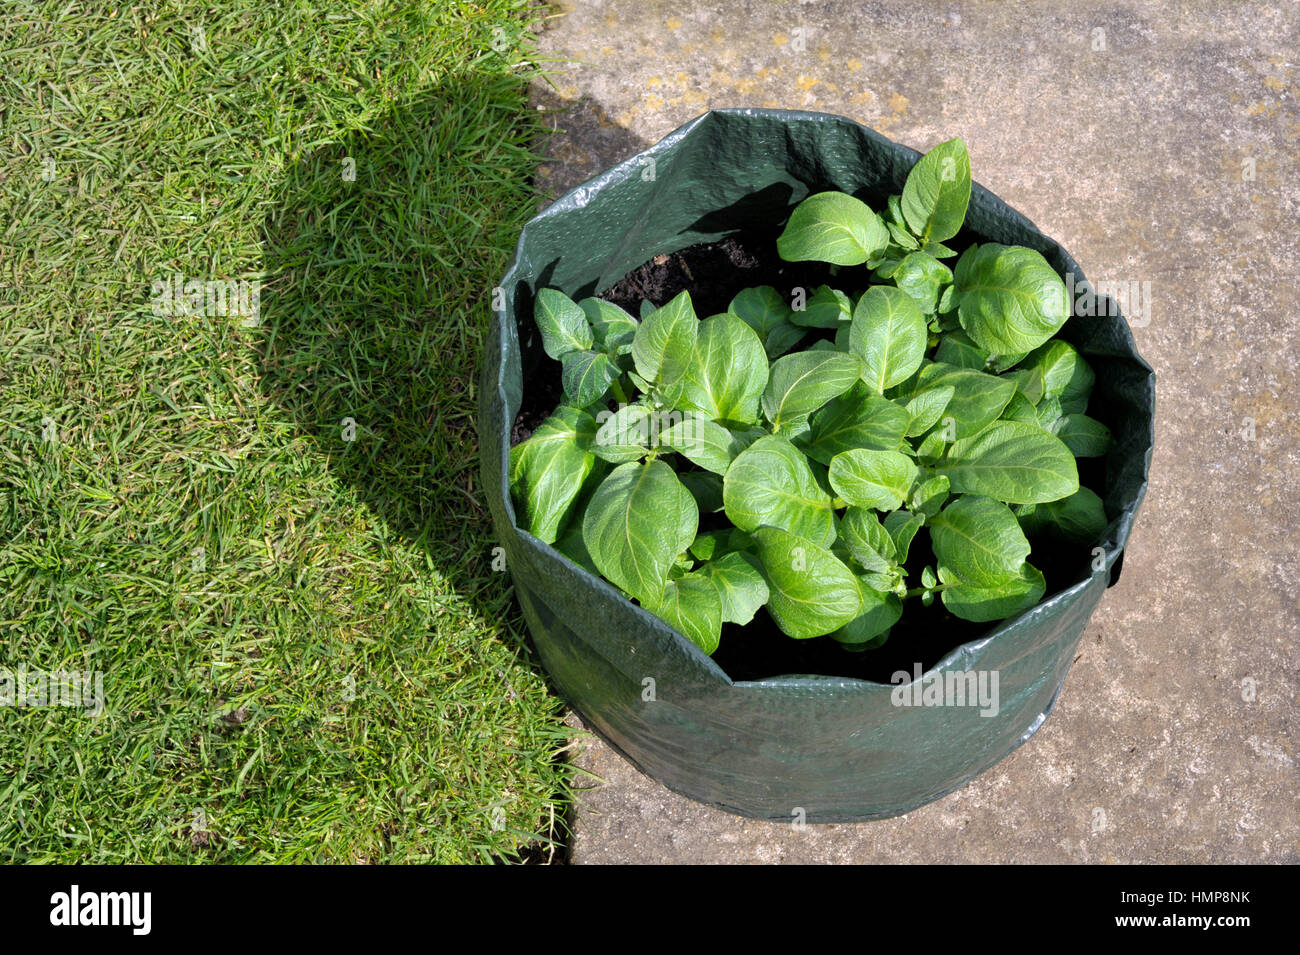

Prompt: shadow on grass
xmin=256 ymin=76 xmax=648 ymax=862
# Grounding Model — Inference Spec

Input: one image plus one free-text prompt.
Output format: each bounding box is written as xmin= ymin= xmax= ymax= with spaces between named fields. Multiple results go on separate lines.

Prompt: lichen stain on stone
xmin=876 ymin=91 xmax=910 ymax=131
xmin=667 ymin=89 xmax=709 ymax=109
xmin=666 ymin=16 xmax=682 ymax=31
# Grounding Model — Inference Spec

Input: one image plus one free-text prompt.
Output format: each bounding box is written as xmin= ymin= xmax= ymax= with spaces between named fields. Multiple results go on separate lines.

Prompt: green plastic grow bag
xmin=479 ymin=108 xmax=1154 ymax=822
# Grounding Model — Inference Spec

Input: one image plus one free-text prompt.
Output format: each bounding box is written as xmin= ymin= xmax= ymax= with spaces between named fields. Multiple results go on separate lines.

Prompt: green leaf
xmin=1051 ymin=413 xmax=1112 ymax=457
xmin=659 ymin=413 xmax=748 ymax=475
xmin=904 ymin=385 xmax=954 ymax=437
xmin=803 ymin=382 xmax=912 ymax=463
xmin=834 ymin=322 xmax=853 ymax=352
xmin=1000 ymin=390 xmax=1037 ymax=424
xmin=592 ymin=405 xmax=652 ymax=463
xmin=554 ymin=522 xmax=600 ymax=576
xmin=940 ymin=420 xmax=1079 ymax=504
xmin=1017 ymin=340 xmax=1095 ymax=414
xmin=673 ymin=547 xmax=699 ymax=579
xmin=953 ymin=243 xmax=1070 ymax=355
xmin=534 ymin=288 xmax=593 ymax=360
xmin=887 ymin=220 xmax=920 ymax=250
xmin=883 ymin=509 xmax=924 ymax=564
xmin=831 ymin=588 xmax=903 ymax=646
xmin=912 ymin=362 xmax=1016 ymax=439
xmin=1035 ymin=396 xmax=1063 ymax=430
xmin=761 ymin=350 xmax=861 ymax=429
xmin=680 ymin=470 xmax=724 ymax=513
xmin=582 ymin=460 xmax=698 ymax=606
xmin=723 ymin=435 xmax=835 ymax=547
xmin=688 ymin=531 xmax=720 ymax=562
xmin=1017 ymin=486 xmax=1107 ymax=543
xmin=988 ymin=350 xmax=1030 ymax=374
xmin=910 ymin=474 xmax=950 ymax=518
xmin=791 ymin=284 xmax=852 ymax=328
xmin=928 ymin=495 xmax=1031 ymax=587
xmin=776 ymin=191 xmax=890 ymax=266
xmin=1002 ymin=366 xmax=1046 ymax=405
xmin=778 ymin=414 xmax=813 ymax=444
xmin=858 ymin=571 xmax=897 ymax=594
xmin=900 ymin=138 xmax=971 ymax=244
xmin=580 ymin=297 xmax=638 ymax=354
xmin=934 ymin=329 xmax=989 ymax=370
xmin=751 ymin=527 xmax=863 ymax=638
xmin=665 ymin=312 xmax=768 ymax=424
xmin=828 ymin=449 xmax=918 ymax=511
xmin=649 ymin=572 xmax=723 ymax=654
xmin=560 ymin=350 xmax=619 ymax=407
xmin=871 ymin=256 xmax=904 ymax=279
xmin=891 ymin=251 xmax=953 ymax=314
xmin=915 ymin=431 xmax=947 ymax=465
xmin=508 ymin=405 xmax=597 ymax=544
xmin=889 ymin=358 xmax=936 ymax=400
xmin=839 ymin=507 xmax=897 ymax=574
xmin=727 ymin=286 xmax=804 ymax=358
xmin=939 ymin=562 xmax=1045 ymax=623
xmin=849 ymin=285 xmax=928 ymax=394
xmin=697 ymin=552 xmax=769 ymax=626
xmin=631 ymin=290 xmax=697 ymax=387
xmin=688 ymin=527 xmax=752 ymax=562
xmin=887 ymin=194 xmax=906 ymax=228
xmin=937 ymin=285 xmax=956 ymax=314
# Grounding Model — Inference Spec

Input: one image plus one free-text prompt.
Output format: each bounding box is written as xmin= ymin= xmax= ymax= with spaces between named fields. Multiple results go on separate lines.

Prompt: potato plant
xmin=508 ymin=138 xmax=1111 ymax=655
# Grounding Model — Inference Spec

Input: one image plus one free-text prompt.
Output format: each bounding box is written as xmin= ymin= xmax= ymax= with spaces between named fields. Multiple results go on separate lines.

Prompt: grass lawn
xmin=0 ymin=0 xmax=575 ymax=863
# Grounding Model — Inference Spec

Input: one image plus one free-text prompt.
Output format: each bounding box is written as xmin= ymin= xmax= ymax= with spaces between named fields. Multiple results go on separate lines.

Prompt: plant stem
xmin=610 ymin=378 xmax=629 ymax=405
xmin=903 ymin=583 xmax=954 ymax=599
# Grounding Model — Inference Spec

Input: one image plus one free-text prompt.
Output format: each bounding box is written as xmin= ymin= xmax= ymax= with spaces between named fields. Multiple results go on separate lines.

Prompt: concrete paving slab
xmin=528 ymin=0 xmax=1299 ymax=863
